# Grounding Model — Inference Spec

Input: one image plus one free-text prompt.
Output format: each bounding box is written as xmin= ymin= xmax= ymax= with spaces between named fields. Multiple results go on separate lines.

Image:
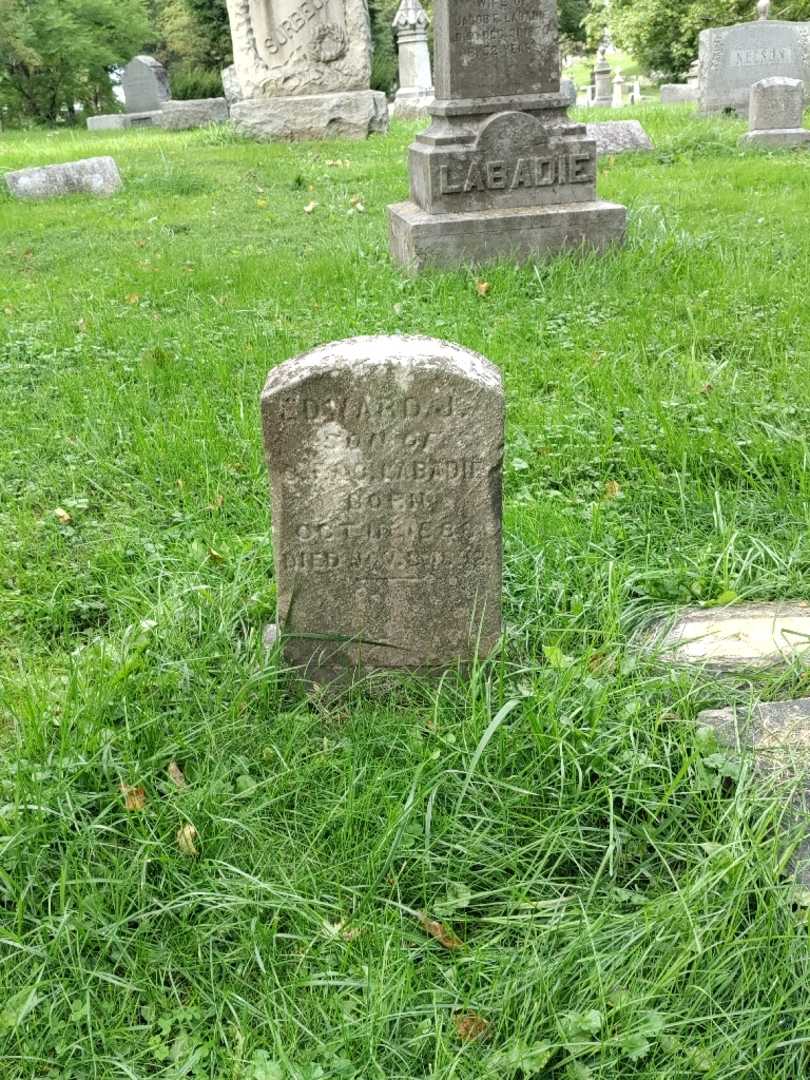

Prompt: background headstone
xmin=261 ymin=335 xmax=504 ymax=683
xmin=5 ymin=157 xmax=122 ymax=199
xmin=699 ymin=17 xmax=810 ymax=116
xmin=593 ymin=51 xmax=613 ymax=106
xmin=388 ymin=0 xmax=626 ymax=270
xmin=611 ymin=70 xmax=625 ymax=108
xmin=660 ymin=83 xmax=699 ymax=104
xmin=122 ymin=55 xmax=171 ymax=114
xmin=741 ymin=75 xmax=810 ymax=146
xmin=586 ymin=120 xmax=654 ymax=156
xmin=391 ymin=0 xmax=434 ymax=119
xmin=226 ymin=0 xmax=388 ymax=140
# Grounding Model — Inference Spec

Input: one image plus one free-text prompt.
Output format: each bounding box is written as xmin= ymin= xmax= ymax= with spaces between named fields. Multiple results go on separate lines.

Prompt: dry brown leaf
xmin=54 ymin=507 xmax=72 ymax=525
xmin=604 ymin=479 xmax=621 ymax=499
xmin=417 ymin=911 xmax=463 ymax=950
xmin=453 ymin=1011 xmax=490 ymax=1042
xmin=208 ymin=547 xmax=224 ymax=562
xmin=303 ymin=201 xmax=318 ymax=214
xmin=475 ymin=281 xmax=491 ymax=297
xmin=177 ymin=823 xmax=199 ymax=856
xmin=121 ymin=784 xmax=146 ymax=812
xmin=167 ymin=761 xmax=186 ymax=789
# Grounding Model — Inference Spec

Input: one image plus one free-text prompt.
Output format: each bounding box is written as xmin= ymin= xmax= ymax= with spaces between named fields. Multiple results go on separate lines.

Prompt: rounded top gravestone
xmin=261 ymin=335 xmax=504 ymax=684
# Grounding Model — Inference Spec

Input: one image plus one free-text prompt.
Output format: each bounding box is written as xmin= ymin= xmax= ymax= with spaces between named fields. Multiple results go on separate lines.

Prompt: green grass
xmin=1 ymin=110 xmax=810 ymax=1078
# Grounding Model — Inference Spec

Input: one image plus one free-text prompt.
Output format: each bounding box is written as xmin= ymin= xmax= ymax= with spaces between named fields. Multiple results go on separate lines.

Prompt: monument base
xmin=391 ymin=91 xmax=434 ymax=121
xmin=389 ymin=199 xmax=627 ymax=271
xmin=87 ymin=111 xmax=161 ymax=131
xmin=740 ymin=128 xmax=810 ymax=149
xmin=230 ymin=91 xmax=388 ymax=141
xmin=158 ymin=98 xmax=229 ymax=130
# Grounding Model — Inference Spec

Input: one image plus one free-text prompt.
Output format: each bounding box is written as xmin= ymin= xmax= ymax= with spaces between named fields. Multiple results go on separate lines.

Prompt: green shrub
xmin=170 ymin=64 xmax=224 ymax=100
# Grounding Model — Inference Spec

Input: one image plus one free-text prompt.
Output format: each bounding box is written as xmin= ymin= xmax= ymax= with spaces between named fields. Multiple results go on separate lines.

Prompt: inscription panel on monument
xmin=434 ymin=0 xmax=560 ymax=100
xmin=261 ymin=337 xmax=503 ymax=677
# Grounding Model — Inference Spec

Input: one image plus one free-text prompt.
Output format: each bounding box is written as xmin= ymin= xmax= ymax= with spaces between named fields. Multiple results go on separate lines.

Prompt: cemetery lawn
xmin=2 ymin=106 xmax=810 ymax=1079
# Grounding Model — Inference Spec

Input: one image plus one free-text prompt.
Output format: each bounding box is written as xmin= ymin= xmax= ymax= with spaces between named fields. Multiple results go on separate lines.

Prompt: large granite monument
xmin=226 ymin=0 xmax=388 ymax=140
xmin=388 ymin=0 xmax=626 ymax=271
xmin=261 ymin=335 xmax=503 ymax=683
xmin=699 ymin=2 xmax=810 ymax=116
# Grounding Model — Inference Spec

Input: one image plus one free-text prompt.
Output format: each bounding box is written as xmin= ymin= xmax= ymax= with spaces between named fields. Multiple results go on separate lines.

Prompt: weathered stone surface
xmin=231 ymin=90 xmax=388 ymax=140
xmin=592 ymin=52 xmax=612 ymax=106
xmin=741 ymin=126 xmax=810 ymax=147
xmin=261 ymin=335 xmax=504 ymax=682
xmin=388 ymin=0 xmax=626 ymax=269
xmin=158 ymin=98 xmax=229 ymax=129
xmin=699 ymin=19 xmax=810 ymax=116
xmin=750 ymin=74 xmax=804 ymax=127
xmin=221 ymin=64 xmax=243 ymax=105
xmin=654 ymin=602 xmax=810 ymax=672
xmin=391 ymin=0 xmax=433 ymax=119
xmin=87 ymin=111 xmax=161 ymax=131
xmin=389 ymin=200 xmax=627 ymax=271
xmin=433 ymin=0 xmax=559 ymax=102
xmin=586 ymin=120 xmax=654 ymax=156
xmin=5 ymin=157 xmax=122 ymax=199
xmin=122 ymin=55 xmax=171 ymax=114
xmin=660 ymin=84 xmax=699 ymax=104
xmin=225 ymin=0 xmax=373 ymax=100
xmin=697 ymin=698 xmax=810 ymax=884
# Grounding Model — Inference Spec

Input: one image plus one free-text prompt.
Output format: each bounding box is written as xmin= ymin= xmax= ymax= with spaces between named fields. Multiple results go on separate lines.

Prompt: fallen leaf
xmin=126 ymin=293 xmax=140 ymax=305
xmin=454 ymin=1011 xmax=490 ymax=1042
xmin=177 ymin=823 xmax=199 ymax=856
xmin=322 ymin=919 xmax=362 ymax=941
xmin=54 ymin=507 xmax=72 ymax=525
xmin=76 ymin=318 xmax=86 ymax=333
xmin=167 ymin=761 xmax=186 ymax=789
xmin=303 ymin=201 xmax=318 ymax=214
xmin=208 ymin=547 xmax=224 ymax=562
xmin=417 ymin=911 xmax=463 ymax=949
xmin=604 ymin=479 xmax=622 ymax=499
xmin=121 ymin=784 xmax=146 ymax=812
xmin=475 ymin=280 xmax=491 ymax=297
xmin=256 ymin=198 xmax=269 ymax=208
xmin=4 ymin=306 xmax=14 ymax=317
xmin=207 ymin=494 xmax=224 ymax=511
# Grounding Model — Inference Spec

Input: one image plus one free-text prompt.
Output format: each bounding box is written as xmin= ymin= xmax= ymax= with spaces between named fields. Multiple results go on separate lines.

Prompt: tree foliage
xmin=0 ymin=0 xmax=151 ymax=122
xmin=608 ymin=0 xmax=804 ymax=80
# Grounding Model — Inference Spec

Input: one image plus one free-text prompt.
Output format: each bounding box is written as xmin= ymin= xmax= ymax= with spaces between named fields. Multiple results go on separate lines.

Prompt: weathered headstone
xmin=391 ymin=0 xmax=434 ymax=119
xmin=388 ymin=0 xmax=626 ymax=270
xmin=611 ymin=70 xmax=625 ymax=108
xmin=122 ymin=55 xmax=172 ymax=114
xmin=158 ymin=97 xmax=230 ymax=130
xmin=741 ymin=75 xmax=810 ymax=146
xmin=697 ymin=698 xmax=810 ymax=884
xmin=586 ymin=120 xmax=653 ymax=156
xmin=261 ymin=335 xmax=504 ymax=682
xmin=5 ymin=157 xmax=122 ymax=200
xmin=699 ymin=7 xmax=810 ymax=116
xmin=660 ymin=83 xmax=699 ymax=105
xmin=652 ymin=602 xmax=810 ymax=673
xmin=226 ymin=0 xmax=388 ymax=140
xmin=593 ymin=50 xmax=613 ymax=106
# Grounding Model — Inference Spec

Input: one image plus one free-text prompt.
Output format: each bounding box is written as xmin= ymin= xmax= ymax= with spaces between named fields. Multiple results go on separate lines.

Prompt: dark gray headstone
xmin=388 ymin=0 xmax=626 ymax=269
xmin=122 ymin=55 xmax=171 ymax=114
xmin=261 ymin=335 xmax=504 ymax=683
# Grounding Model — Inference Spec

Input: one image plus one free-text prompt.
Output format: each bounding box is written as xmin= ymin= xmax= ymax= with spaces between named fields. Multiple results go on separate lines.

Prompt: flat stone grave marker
xmin=586 ymin=121 xmax=654 ymax=156
xmin=5 ymin=157 xmax=122 ymax=199
xmin=697 ymin=698 xmax=810 ymax=884
xmin=261 ymin=335 xmax=504 ymax=684
xmin=652 ymin=602 xmax=810 ymax=673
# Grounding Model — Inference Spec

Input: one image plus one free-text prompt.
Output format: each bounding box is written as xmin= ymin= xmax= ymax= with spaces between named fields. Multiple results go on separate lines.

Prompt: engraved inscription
xmin=459 ymin=1 xmax=544 ymax=60
xmin=730 ymin=46 xmax=793 ymax=67
xmin=439 ymin=153 xmax=594 ymax=196
xmin=264 ymin=0 xmax=333 ymax=54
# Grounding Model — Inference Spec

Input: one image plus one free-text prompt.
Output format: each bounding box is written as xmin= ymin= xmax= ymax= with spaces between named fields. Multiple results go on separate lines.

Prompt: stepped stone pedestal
xmin=388 ymin=0 xmax=625 ymax=271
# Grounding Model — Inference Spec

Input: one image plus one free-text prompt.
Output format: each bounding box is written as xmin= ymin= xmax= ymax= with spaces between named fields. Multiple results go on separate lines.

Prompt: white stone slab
xmin=655 ymin=602 xmax=810 ymax=671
